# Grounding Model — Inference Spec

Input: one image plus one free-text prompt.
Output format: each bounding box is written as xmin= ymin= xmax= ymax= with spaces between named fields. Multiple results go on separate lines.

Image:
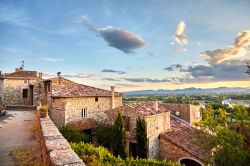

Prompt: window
xmin=22 ymin=89 xmax=28 ymax=98
xmin=95 ymin=97 xmax=98 ymax=102
xmin=47 ymin=82 xmax=51 ymax=92
xmin=122 ymin=116 xmax=130 ymax=131
xmin=81 ymin=108 xmax=87 ymax=118
xmin=23 ymin=80 xmax=28 ymax=84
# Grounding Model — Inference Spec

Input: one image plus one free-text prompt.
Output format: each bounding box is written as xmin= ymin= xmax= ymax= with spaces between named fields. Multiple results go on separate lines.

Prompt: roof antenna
xmin=20 ymin=60 xmax=24 ymax=69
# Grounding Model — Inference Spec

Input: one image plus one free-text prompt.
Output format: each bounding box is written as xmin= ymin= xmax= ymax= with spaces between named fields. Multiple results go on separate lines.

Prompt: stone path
xmin=0 ymin=111 xmax=43 ymax=166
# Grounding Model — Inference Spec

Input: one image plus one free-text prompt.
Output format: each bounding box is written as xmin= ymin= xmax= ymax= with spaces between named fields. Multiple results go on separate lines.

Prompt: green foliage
xmin=112 ymin=111 xmax=127 ymax=159
xmin=95 ymin=123 xmax=113 ymax=148
xmin=136 ymin=117 xmax=148 ymax=158
xmin=210 ymin=128 xmax=249 ymax=166
xmin=59 ymin=125 xmax=91 ymax=143
xmin=70 ymin=142 xmax=181 ymax=166
xmin=198 ymin=104 xmax=250 ymax=165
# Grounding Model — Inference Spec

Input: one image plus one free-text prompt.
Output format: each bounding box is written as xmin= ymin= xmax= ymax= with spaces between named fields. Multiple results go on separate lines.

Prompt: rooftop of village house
xmin=161 ymin=115 xmax=210 ymax=161
xmin=45 ymin=77 xmax=123 ymax=97
xmin=111 ymin=101 xmax=169 ymax=116
xmin=1 ymin=67 xmax=42 ymax=79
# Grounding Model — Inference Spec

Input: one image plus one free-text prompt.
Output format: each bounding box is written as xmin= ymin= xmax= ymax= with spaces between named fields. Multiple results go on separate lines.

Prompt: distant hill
xmin=124 ymin=87 xmax=250 ymax=96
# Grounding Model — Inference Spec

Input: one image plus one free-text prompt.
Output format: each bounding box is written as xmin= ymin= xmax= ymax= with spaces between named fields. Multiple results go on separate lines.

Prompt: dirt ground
xmin=0 ymin=111 xmax=43 ymax=166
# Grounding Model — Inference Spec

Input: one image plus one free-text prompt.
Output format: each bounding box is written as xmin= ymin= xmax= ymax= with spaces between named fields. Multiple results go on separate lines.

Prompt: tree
xmin=112 ymin=111 xmax=127 ymax=159
xmin=246 ymin=63 xmax=250 ymax=77
xmin=136 ymin=117 xmax=148 ymax=158
xmin=198 ymin=104 xmax=250 ymax=165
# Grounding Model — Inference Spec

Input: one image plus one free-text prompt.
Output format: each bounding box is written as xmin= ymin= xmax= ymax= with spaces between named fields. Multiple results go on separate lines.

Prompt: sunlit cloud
xmin=201 ymin=30 xmax=250 ymax=64
xmin=174 ymin=21 xmax=188 ymax=45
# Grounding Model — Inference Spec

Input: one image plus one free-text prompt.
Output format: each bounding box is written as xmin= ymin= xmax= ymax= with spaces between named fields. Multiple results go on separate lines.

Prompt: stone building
xmin=161 ymin=103 xmax=201 ymax=125
xmin=0 ymin=67 xmax=42 ymax=106
xmin=107 ymin=101 xmax=171 ymax=159
xmin=107 ymin=101 xmax=208 ymax=165
xmin=160 ymin=116 xmax=209 ymax=166
xmin=31 ymin=77 xmax=123 ymax=128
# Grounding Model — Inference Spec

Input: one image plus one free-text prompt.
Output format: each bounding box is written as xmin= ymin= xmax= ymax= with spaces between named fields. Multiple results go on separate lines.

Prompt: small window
xmin=95 ymin=97 xmax=98 ymax=102
xmin=22 ymin=89 xmax=28 ymax=98
xmin=47 ymin=82 xmax=51 ymax=92
xmin=81 ymin=108 xmax=87 ymax=118
xmin=24 ymin=80 xmax=28 ymax=84
xmin=175 ymin=111 xmax=180 ymax=116
xmin=122 ymin=116 xmax=130 ymax=131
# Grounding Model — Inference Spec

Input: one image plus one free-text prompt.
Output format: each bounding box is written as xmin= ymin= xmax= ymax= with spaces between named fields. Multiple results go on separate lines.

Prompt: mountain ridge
xmin=124 ymin=87 xmax=250 ymax=96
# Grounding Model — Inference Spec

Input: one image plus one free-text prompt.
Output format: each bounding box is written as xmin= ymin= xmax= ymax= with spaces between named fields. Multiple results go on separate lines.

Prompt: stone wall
xmin=39 ymin=117 xmax=85 ymax=166
xmin=107 ymin=108 xmax=171 ymax=159
xmin=64 ymin=96 xmax=122 ymax=124
xmin=161 ymin=103 xmax=201 ymax=124
xmin=2 ymin=79 xmax=37 ymax=105
xmin=145 ymin=112 xmax=171 ymax=159
xmin=49 ymin=98 xmax=66 ymax=128
xmin=0 ymin=79 xmax=3 ymax=103
xmin=159 ymin=135 xmax=204 ymax=166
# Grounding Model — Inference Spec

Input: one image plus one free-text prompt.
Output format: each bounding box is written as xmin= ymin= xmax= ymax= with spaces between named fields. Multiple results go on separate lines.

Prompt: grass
xmin=10 ymin=147 xmax=42 ymax=166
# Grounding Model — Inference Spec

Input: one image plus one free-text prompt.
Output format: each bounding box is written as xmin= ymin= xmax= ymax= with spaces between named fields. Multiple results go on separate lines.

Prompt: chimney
xmin=15 ymin=67 xmax=23 ymax=72
xmin=111 ymin=86 xmax=115 ymax=109
xmin=38 ymin=72 xmax=43 ymax=79
xmin=154 ymin=101 xmax=158 ymax=112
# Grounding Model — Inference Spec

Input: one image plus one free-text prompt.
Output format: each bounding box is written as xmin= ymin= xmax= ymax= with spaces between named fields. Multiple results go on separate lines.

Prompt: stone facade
xmin=49 ymin=96 xmax=122 ymax=128
xmin=64 ymin=96 xmax=122 ymax=124
xmin=145 ymin=112 xmax=170 ymax=159
xmin=161 ymin=103 xmax=201 ymax=125
xmin=159 ymin=135 xmax=205 ymax=165
xmin=107 ymin=104 xmax=171 ymax=159
xmin=1 ymin=78 xmax=39 ymax=105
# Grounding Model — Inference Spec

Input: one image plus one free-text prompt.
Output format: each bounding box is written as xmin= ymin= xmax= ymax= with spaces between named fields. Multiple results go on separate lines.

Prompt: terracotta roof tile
xmin=52 ymin=83 xmax=122 ymax=97
xmin=113 ymin=102 xmax=169 ymax=116
xmin=3 ymin=70 xmax=39 ymax=78
xmin=161 ymin=116 xmax=210 ymax=161
xmin=68 ymin=119 xmax=97 ymax=130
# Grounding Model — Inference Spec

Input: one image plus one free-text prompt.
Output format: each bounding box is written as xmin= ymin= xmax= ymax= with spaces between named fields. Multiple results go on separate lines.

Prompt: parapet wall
xmin=39 ymin=117 xmax=85 ymax=166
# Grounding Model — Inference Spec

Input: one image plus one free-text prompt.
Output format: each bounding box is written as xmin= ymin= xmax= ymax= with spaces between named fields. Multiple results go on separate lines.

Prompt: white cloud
xmin=201 ymin=30 xmax=250 ymax=64
xmin=174 ymin=21 xmax=188 ymax=45
xmin=40 ymin=57 xmax=63 ymax=62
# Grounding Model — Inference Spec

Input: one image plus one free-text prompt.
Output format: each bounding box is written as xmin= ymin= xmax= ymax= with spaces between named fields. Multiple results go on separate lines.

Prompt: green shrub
xmin=95 ymin=123 xmax=113 ymax=148
xmin=70 ymin=142 xmax=181 ymax=166
xmin=59 ymin=125 xmax=91 ymax=143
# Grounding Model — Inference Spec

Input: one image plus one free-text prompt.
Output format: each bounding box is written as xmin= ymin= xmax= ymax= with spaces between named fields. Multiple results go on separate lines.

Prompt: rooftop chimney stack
xmin=38 ymin=72 xmax=43 ymax=79
xmin=15 ymin=67 xmax=23 ymax=72
xmin=111 ymin=86 xmax=115 ymax=110
xmin=154 ymin=101 xmax=158 ymax=112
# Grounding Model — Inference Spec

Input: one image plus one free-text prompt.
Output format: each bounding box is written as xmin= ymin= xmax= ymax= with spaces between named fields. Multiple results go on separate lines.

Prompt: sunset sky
xmin=0 ymin=0 xmax=250 ymax=92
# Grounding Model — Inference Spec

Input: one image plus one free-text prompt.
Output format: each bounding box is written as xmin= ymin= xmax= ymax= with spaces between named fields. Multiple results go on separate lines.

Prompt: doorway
xmin=129 ymin=142 xmax=137 ymax=158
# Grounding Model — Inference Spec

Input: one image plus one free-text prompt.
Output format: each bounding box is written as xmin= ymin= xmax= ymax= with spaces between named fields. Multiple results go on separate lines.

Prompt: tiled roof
xmin=161 ymin=115 xmax=210 ymax=161
xmin=68 ymin=119 xmax=97 ymax=130
xmin=3 ymin=70 xmax=38 ymax=78
xmin=52 ymin=83 xmax=122 ymax=97
xmin=113 ymin=102 xmax=169 ymax=116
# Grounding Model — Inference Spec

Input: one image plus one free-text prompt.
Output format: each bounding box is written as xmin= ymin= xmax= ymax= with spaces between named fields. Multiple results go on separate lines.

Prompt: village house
xmin=161 ymin=103 xmax=201 ymax=125
xmin=31 ymin=77 xmax=123 ymax=128
xmin=0 ymin=67 xmax=42 ymax=107
xmin=107 ymin=101 xmax=208 ymax=166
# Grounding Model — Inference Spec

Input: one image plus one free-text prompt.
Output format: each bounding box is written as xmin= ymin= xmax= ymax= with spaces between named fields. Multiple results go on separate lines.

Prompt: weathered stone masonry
xmin=39 ymin=117 xmax=85 ymax=166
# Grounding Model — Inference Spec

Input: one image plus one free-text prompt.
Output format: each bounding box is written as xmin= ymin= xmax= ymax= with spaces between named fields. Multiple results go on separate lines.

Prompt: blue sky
xmin=0 ymin=0 xmax=250 ymax=91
